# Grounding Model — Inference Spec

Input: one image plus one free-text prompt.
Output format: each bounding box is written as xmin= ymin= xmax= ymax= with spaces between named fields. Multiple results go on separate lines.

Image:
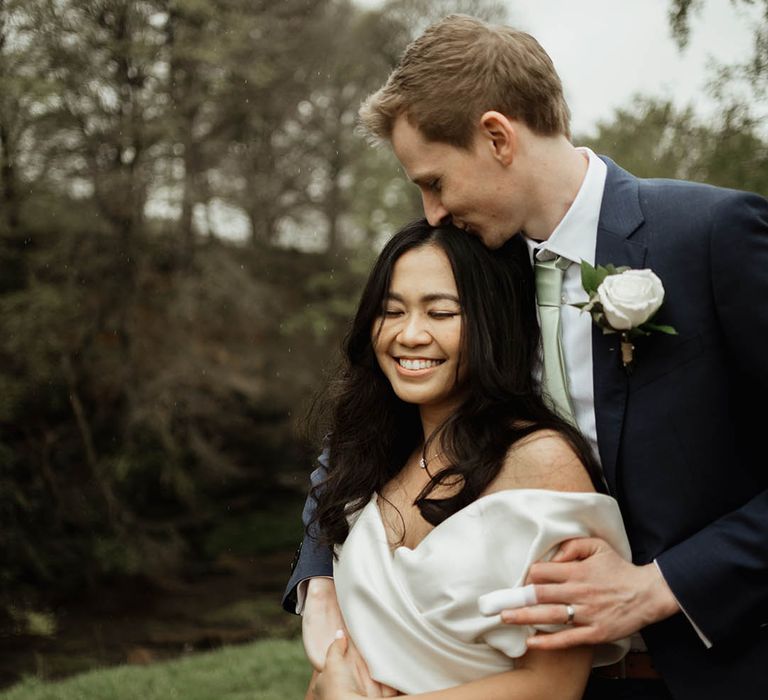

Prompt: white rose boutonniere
xmin=572 ymin=261 xmax=677 ymax=370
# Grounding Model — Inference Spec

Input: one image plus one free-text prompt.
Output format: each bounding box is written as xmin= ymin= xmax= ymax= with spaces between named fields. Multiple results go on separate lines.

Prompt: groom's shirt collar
xmin=524 ymin=147 xmax=607 ymax=265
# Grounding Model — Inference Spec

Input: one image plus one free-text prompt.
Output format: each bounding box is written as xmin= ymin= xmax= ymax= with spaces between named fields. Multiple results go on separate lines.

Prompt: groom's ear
xmin=478 ymin=111 xmax=516 ymax=166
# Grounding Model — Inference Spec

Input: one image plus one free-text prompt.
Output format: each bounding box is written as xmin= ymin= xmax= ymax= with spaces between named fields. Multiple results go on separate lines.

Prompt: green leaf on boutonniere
xmin=580 ymin=260 xmax=600 ymax=295
xmin=642 ymin=322 xmax=678 ymax=335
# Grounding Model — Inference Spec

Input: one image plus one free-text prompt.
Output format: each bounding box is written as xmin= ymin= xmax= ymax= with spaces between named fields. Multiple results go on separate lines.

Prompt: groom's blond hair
xmin=359 ymin=14 xmax=571 ymax=148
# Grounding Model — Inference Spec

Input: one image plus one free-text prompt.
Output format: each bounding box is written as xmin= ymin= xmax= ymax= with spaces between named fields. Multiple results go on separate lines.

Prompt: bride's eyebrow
xmin=385 ymin=292 xmax=460 ymax=303
xmin=421 ymin=293 xmax=460 ymax=303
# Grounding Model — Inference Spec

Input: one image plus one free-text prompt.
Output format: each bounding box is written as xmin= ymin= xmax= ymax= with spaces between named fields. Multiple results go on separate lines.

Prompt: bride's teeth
xmin=399 ymin=358 xmax=441 ymax=370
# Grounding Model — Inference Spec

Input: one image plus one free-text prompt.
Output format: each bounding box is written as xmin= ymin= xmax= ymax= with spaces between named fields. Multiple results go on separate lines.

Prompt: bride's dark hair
xmin=310 ymin=219 xmax=601 ymax=548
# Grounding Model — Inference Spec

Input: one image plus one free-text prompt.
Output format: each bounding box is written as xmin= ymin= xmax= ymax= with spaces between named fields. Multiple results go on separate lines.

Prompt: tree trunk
xmin=178 ymin=134 xmax=198 ymax=267
xmin=0 ymin=122 xmax=19 ymax=232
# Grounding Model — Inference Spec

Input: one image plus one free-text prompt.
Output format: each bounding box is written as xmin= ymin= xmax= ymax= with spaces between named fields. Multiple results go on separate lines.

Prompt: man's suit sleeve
xmin=281 ymin=448 xmax=333 ymax=614
xmin=655 ymin=190 xmax=768 ymax=646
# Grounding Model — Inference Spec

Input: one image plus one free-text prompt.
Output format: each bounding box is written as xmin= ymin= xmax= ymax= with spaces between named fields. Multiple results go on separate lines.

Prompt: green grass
xmin=1 ymin=638 xmax=311 ymax=700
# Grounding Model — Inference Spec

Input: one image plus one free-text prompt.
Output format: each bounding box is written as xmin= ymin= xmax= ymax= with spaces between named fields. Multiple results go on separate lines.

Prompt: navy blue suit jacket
xmin=283 ymin=158 xmax=768 ymax=700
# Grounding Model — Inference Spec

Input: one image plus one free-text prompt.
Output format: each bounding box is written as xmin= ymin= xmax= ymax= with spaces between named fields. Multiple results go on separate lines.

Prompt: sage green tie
xmin=534 ymin=255 xmax=576 ymax=425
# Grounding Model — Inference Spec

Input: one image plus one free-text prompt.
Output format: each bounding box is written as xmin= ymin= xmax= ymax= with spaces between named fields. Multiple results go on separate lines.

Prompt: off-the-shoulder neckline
xmin=370 ymin=488 xmax=618 ymax=554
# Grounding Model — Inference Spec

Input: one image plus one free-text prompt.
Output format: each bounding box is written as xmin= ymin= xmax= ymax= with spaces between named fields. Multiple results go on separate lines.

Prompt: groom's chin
xmin=472 ymin=229 xmax=515 ymax=250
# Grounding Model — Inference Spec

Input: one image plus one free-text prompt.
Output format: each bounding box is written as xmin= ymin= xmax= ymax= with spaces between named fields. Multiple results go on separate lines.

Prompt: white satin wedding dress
xmin=334 ymin=489 xmax=631 ymax=694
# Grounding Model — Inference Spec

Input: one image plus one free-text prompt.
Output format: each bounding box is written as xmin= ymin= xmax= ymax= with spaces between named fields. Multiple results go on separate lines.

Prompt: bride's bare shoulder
xmin=486 ymin=429 xmax=596 ymax=495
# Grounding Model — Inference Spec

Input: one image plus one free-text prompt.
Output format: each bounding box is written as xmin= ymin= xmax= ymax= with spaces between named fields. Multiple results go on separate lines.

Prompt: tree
xmin=669 ymin=0 xmax=768 ymax=100
xmin=30 ymin=1 xmax=169 ymax=250
xmin=580 ymin=96 xmax=768 ymax=195
xmin=200 ymin=0 xmax=332 ymax=246
xmin=0 ymin=0 xmax=35 ymax=236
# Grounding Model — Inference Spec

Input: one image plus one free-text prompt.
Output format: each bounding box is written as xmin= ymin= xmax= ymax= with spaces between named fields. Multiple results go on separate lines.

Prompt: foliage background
xmin=0 ymin=0 xmax=766 ymax=690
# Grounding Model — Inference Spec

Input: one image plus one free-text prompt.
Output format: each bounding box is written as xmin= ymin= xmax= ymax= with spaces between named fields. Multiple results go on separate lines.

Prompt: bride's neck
xmin=418 ymin=401 xmax=459 ymax=445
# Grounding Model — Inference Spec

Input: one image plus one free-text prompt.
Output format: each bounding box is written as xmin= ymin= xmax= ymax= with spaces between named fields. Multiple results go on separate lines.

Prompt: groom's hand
xmin=500 ymin=537 xmax=680 ymax=649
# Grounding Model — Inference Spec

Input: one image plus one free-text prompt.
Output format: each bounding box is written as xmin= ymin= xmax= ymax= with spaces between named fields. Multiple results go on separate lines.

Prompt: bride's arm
xmin=317 ymin=634 xmax=592 ymax=700
xmin=303 ymin=578 xmax=344 ymax=670
xmin=303 ymin=579 xmax=398 ymax=697
xmin=400 ymin=645 xmax=592 ymax=700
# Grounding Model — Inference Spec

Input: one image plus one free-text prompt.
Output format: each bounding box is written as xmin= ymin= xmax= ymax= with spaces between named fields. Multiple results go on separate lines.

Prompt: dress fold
xmin=334 ymin=489 xmax=631 ymax=694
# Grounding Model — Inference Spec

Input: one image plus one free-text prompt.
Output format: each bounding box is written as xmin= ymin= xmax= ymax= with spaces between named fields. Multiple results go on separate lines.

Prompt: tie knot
xmin=535 ymin=256 xmax=569 ymax=307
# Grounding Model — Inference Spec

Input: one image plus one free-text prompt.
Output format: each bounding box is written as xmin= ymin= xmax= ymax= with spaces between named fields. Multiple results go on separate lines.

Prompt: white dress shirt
xmin=525 ymin=147 xmax=605 ymax=466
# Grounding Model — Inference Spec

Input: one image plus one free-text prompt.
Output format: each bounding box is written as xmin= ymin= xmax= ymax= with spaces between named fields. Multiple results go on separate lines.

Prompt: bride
xmin=305 ymin=219 xmax=629 ymax=699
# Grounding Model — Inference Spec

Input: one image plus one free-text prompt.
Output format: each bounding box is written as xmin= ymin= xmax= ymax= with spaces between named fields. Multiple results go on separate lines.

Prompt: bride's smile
xmin=373 ymin=243 xmax=467 ymax=414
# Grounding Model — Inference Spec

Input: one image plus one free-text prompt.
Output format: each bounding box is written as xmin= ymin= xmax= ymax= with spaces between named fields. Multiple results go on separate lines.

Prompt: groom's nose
xmin=422 ymin=193 xmax=450 ymax=227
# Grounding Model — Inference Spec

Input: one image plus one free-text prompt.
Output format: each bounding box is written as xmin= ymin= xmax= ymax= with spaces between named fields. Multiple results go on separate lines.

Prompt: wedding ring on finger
xmin=564 ymin=604 xmax=576 ymax=625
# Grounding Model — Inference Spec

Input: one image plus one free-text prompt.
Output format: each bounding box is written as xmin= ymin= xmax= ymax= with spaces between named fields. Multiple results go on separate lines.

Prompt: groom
xmin=284 ymin=14 xmax=768 ymax=700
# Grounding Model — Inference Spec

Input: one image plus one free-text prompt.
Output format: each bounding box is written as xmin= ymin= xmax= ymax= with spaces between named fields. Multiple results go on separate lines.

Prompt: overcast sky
xmin=355 ymin=0 xmax=761 ymax=136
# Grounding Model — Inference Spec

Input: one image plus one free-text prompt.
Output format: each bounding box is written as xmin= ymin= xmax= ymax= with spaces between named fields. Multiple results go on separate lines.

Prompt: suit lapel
xmin=593 ymin=158 xmax=647 ymax=493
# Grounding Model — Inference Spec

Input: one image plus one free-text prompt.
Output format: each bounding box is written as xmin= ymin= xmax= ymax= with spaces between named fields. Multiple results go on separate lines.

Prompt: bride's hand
xmin=313 ymin=632 xmax=362 ymax=700
xmin=345 ymin=635 xmax=399 ymax=697
xmin=314 ymin=631 xmax=400 ymax=699
xmin=302 ymin=580 xmax=398 ymax=696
